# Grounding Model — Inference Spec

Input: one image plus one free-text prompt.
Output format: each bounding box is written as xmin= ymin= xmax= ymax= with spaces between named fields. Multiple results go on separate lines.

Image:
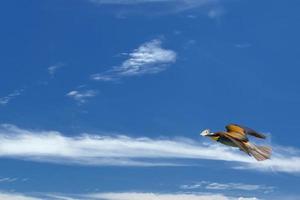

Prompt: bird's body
xmin=200 ymin=124 xmax=271 ymax=161
xmin=214 ymin=135 xmax=237 ymax=147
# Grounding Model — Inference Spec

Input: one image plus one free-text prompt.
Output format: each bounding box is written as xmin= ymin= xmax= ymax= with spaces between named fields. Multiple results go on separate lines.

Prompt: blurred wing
xmin=224 ymin=124 xmax=248 ymax=141
xmin=226 ymin=124 xmax=245 ymax=134
xmin=220 ymin=133 xmax=251 ymax=155
xmin=226 ymin=124 xmax=266 ymax=139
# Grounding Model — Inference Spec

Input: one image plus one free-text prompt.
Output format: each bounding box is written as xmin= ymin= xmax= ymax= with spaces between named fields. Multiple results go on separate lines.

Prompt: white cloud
xmin=0 ymin=177 xmax=18 ymax=183
xmin=91 ymin=0 xmax=176 ymax=4
xmin=91 ymin=39 xmax=176 ymax=81
xmin=0 ymin=89 xmax=23 ymax=106
xmin=66 ymin=90 xmax=97 ymax=104
xmin=0 ymin=192 xmax=260 ymax=200
xmin=89 ymin=0 xmax=219 ymax=13
xmin=89 ymin=192 xmax=231 ymax=200
xmin=48 ymin=63 xmax=64 ymax=75
xmin=205 ymin=182 xmax=262 ymax=191
xmin=0 ymin=124 xmax=300 ymax=173
xmin=181 ymin=181 xmax=274 ymax=193
xmin=0 ymin=124 xmax=251 ymax=167
xmin=91 ymin=0 xmax=191 ymax=4
xmin=90 ymin=74 xmax=116 ymax=81
xmin=0 ymin=193 xmax=41 ymax=200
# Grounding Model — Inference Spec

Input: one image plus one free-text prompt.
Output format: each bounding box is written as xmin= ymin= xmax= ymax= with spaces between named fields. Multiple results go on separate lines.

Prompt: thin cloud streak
xmin=0 ymin=192 xmax=41 ymax=200
xmin=89 ymin=0 xmax=219 ymax=14
xmin=66 ymin=90 xmax=98 ymax=104
xmin=91 ymin=39 xmax=176 ymax=81
xmin=0 ymin=177 xmax=18 ymax=183
xmin=48 ymin=63 xmax=64 ymax=76
xmin=0 ymin=124 xmax=300 ymax=173
xmin=91 ymin=0 xmax=202 ymax=4
xmin=0 ymin=89 xmax=24 ymax=106
xmin=89 ymin=192 xmax=235 ymax=200
xmin=181 ymin=181 xmax=274 ymax=193
xmin=0 ymin=192 xmax=260 ymax=200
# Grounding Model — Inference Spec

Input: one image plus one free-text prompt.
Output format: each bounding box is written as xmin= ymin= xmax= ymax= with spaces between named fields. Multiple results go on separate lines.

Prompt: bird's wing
xmin=224 ymin=124 xmax=248 ymax=141
xmin=226 ymin=124 xmax=266 ymax=139
xmin=219 ymin=132 xmax=251 ymax=155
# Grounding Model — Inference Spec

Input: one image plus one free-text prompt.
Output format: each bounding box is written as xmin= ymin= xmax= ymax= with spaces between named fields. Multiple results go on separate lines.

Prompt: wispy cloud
xmin=89 ymin=0 xmax=219 ymax=14
xmin=181 ymin=181 xmax=274 ymax=194
xmin=91 ymin=0 xmax=204 ymax=5
xmin=0 ymin=89 xmax=24 ymax=106
xmin=48 ymin=63 xmax=64 ymax=76
xmin=88 ymin=192 xmax=245 ymax=200
xmin=91 ymin=39 xmax=176 ymax=81
xmin=66 ymin=90 xmax=98 ymax=104
xmin=0 ymin=177 xmax=28 ymax=184
xmin=234 ymin=43 xmax=252 ymax=48
xmin=0 ymin=124 xmax=300 ymax=173
xmin=0 ymin=191 xmax=260 ymax=200
xmin=0 ymin=192 xmax=41 ymax=200
xmin=0 ymin=177 xmax=18 ymax=183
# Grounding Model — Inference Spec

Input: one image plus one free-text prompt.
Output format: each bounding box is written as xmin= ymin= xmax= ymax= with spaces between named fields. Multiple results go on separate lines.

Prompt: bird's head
xmin=200 ymin=129 xmax=212 ymax=137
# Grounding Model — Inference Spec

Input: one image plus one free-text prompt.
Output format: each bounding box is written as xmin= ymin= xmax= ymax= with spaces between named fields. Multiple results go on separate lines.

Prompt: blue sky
xmin=1 ymin=0 xmax=300 ymax=199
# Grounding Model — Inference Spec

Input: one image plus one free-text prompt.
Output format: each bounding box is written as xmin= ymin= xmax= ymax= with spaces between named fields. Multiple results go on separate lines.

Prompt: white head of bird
xmin=200 ymin=129 xmax=211 ymax=136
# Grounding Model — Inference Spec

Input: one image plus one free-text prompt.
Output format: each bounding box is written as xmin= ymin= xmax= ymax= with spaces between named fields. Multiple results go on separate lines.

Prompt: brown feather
xmin=218 ymin=132 xmax=251 ymax=155
xmin=225 ymin=131 xmax=248 ymax=142
xmin=226 ymin=124 xmax=266 ymax=139
xmin=225 ymin=124 xmax=245 ymax=134
xmin=244 ymin=142 xmax=272 ymax=161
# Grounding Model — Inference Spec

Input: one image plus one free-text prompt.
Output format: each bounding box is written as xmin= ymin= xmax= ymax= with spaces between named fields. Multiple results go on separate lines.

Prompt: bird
xmin=200 ymin=124 xmax=271 ymax=161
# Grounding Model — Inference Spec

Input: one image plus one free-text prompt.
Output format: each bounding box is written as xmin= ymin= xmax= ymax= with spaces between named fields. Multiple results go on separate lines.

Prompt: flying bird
xmin=200 ymin=124 xmax=271 ymax=161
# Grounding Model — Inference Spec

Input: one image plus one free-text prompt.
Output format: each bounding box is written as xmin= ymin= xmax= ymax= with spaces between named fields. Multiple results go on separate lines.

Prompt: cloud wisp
xmin=66 ymin=90 xmax=98 ymax=104
xmin=0 ymin=177 xmax=18 ymax=183
xmin=0 ymin=191 xmax=261 ymax=200
xmin=1 ymin=63 xmax=64 ymax=107
xmin=89 ymin=0 xmax=219 ymax=14
xmin=0 ymin=124 xmax=300 ymax=173
xmin=90 ymin=0 xmax=210 ymax=4
xmin=0 ymin=89 xmax=24 ymax=106
xmin=87 ymin=192 xmax=251 ymax=200
xmin=48 ymin=63 xmax=64 ymax=76
xmin=0 ymin=193 xmax=41 ymax=200
xmin=181 ymin=181 xmax=274 ymax=194
xmin=91 ymin=39 xmax=176 ymax=81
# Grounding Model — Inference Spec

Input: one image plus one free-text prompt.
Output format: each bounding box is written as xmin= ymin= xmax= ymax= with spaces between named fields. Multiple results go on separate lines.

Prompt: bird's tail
xmin=245 ymin=142 xmax=272 ymax=161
